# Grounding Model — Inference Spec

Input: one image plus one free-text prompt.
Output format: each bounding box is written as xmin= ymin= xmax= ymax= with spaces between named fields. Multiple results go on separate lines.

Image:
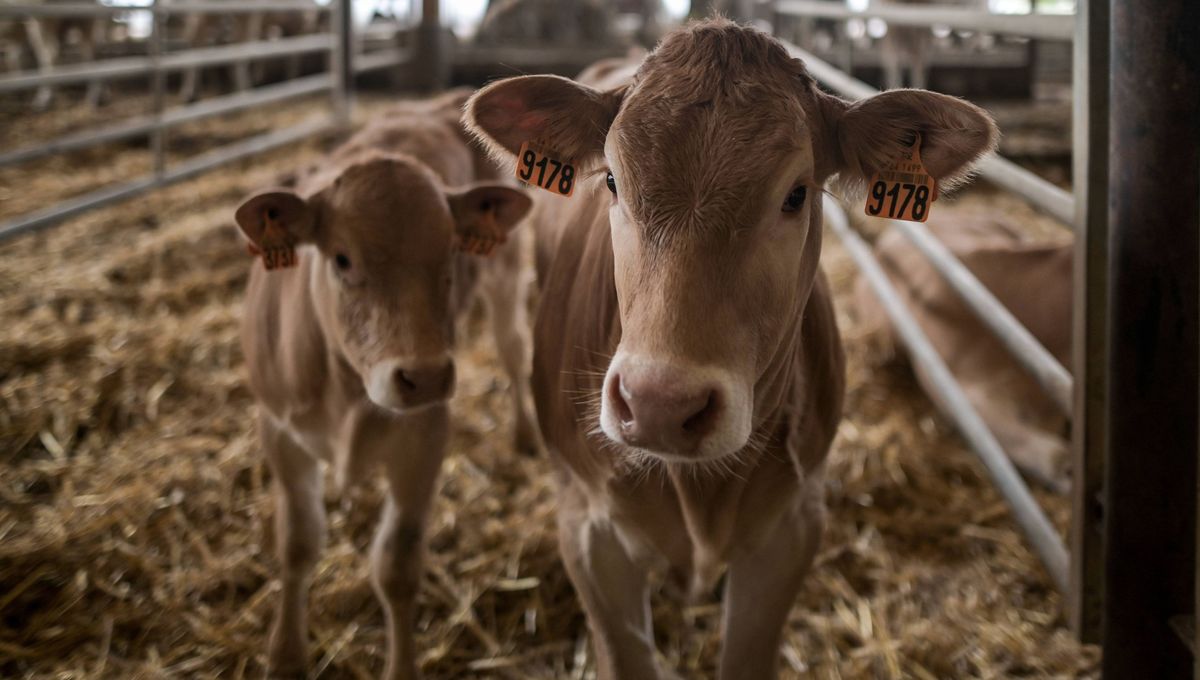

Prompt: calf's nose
xmin=608 ymin=366 xmax=721 ymax=455
xmin=392 ymin=360 xmax=455 ymax=408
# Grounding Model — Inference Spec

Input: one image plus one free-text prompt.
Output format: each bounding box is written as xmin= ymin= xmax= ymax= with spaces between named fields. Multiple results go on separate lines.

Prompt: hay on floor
xmin=0 ymin=96 xmax=1098 ymax=679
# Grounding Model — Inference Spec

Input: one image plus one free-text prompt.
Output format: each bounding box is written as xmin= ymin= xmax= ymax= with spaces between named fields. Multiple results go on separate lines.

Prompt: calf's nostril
xmin=682 ymin=390 xmax=719 ymax=437
xmin=395 ymin=369 xmax=418 ymax=393
xmin=611 ymin=373 xmax=635 ymax=426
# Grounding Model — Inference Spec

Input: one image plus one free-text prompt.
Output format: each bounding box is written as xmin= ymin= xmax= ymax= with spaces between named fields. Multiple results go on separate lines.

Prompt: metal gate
xmin=0 ymin=0 xmax=409 ymax=240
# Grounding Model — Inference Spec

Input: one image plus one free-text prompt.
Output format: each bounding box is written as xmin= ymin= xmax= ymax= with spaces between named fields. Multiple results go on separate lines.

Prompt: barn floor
xmin=0 ymin=95 xmax=1098 ymax=679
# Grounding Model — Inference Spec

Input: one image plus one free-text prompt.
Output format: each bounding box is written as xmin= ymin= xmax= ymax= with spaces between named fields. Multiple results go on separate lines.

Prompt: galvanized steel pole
xmin=1068 ymin=0 xmax=1108 ymax=646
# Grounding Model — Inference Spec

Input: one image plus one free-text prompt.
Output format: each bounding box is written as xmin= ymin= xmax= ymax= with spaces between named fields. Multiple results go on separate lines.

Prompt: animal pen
xmin=0 ymin=1 xmax=1196 ymax=678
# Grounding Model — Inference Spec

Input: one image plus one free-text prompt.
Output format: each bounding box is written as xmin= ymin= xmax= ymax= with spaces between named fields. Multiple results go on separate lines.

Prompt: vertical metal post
xmin=330 ymin=0 xmax=352 ymax=126
xmin=414 ymin=0 xmax=447 ymax=91
xmin=1067 ymin=0 xmax=1107 ymax=645
xmin=1103 ymin=0 xmax=1200 ymax=677
xmin=150 ymin=0 xmax=166 ymax=179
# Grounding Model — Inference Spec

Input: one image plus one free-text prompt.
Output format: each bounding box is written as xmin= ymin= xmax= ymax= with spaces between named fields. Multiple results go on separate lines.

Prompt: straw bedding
xmin=0 ymin=96 xmax=1098 ymax=678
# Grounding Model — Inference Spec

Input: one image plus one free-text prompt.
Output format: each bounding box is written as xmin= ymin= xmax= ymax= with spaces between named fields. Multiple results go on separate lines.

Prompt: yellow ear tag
xmin=864 ymin=133 xmax=938 ymax=223
xmin=258 ymin=209 xmax=297 ymax=270
xmin=454 ymin=210 xmax=505 ymax=257
xmin=515 ymin=140 xmax=577 ymax=197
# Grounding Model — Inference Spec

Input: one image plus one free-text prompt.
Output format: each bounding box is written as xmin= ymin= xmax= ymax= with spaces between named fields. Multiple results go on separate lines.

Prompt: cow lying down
xmin=235 ymin=91 xmax=534 ymax=679
xmin=853 ymin=207 xmax=1073 ymax=492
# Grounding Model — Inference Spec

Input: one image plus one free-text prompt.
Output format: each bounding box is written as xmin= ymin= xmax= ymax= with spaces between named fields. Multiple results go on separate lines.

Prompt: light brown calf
xmin=854 ymin=210 xmax=1073 ymax=491
xmin=237 ymin=91 xmax=535 ymax=679
xmin=467 ymin=19 xmax=997 ymax=680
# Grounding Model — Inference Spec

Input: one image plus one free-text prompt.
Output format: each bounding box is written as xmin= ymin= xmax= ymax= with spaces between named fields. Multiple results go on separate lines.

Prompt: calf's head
xmin=236 ymin=154 xmax=531 ymax=413
xmin=467 ymin=20 xmax=996 ymax=460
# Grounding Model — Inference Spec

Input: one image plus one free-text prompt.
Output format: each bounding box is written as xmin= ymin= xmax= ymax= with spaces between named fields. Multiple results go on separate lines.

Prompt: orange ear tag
xmin=454 ymin=210 xmax=505 ymax=257
xmin=258 ymin=209 xmax=297 ymax=270
xmin=515 ymin=140 xmax=576 ymax=197
xmin=864 ymin=133 xmax=938 ymax=223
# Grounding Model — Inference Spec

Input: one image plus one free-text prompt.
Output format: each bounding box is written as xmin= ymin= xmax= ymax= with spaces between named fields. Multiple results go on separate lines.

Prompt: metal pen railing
xmin=775 ymin=0 xmax=1074 ymax=40
xmin=0 ymin=0 xmax=411 ymax=240
xmin=825 ymin=196 xmax=1070 ymax=591
xmin=771 ymin=3 xmax=1080 ymax=601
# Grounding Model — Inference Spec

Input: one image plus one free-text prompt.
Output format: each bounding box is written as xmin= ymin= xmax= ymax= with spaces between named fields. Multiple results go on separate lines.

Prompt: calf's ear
xmin=447 ymin=184 xmax=533 ymax=257
xmin=464 ymin=75 xmax=625 ymax=166
xmin=828 ymin=89 xmax=999 ymax=194
xmin=234 ymin=189 xmax=318 ymax=250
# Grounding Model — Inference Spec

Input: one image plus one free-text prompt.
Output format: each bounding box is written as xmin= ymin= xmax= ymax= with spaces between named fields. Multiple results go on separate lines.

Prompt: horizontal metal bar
xmin=0 ymin=56 xmax=148 ymax=93
xmin=0 ymin=2 xmax=327 ymax=17
xmin=976 ymin=155 xmax=1075 ymax=224
xmin=162 ymin=72 xmax=331 ymax=125
xmin=775 ymin=0 xmax=1074 ymax=41
xmin=0 ymin=4 xmax=147 ymax=17
xmin=354 ymin=48 xmax=412 ymax=74
xmin=783 ymin=41 xmax=1076 ymax=226
xmin=0 ymin=117 xmax=332 ymax=242
xmin=453 ymin=45 xmax=626 ymax=67
xmin=157 ymin=1 xmax=329 ymax=13
xmin=0 ymin=33 xmax=334 ymax=94
xmin=824 ymin=195 xmax=1070 ymax=592
xmin=889 ymin=218 xmax=1074 ymax=416
xmin=0 ymin=116 xmax=155 ymax=167
xmin=166 ymin=32 xmax=334 ymax=70
xmin=0 ymin=73 xmax=332 ymax=168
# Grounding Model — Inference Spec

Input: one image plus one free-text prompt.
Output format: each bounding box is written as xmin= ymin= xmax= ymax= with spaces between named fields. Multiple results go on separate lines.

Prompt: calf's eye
xmin=782 ymin=185 xmax=807 ymax=213
xmin=335 ymin=253 xmax=352 ymax=271
xmin=606 ymin=172 xmax=617 ymax=196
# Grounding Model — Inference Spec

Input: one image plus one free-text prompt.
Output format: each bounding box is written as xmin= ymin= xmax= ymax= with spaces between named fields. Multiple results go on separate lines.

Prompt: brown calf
xmin=854 ymin=209 xmax=1073 ymax=491
xmin=237 ymin=91 xmax=534 ymax=679
xmin=467 ymin=19 xmax=998 ymax=680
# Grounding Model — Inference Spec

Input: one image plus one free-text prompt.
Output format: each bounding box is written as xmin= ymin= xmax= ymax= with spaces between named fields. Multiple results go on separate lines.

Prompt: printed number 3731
xmin=866 ymin=181 xmax=930 ymax=222
xmin=517 ymin=145 xmax=575 ymax=197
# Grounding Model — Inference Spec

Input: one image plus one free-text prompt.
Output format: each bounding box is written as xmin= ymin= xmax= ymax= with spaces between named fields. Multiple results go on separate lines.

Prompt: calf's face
xmin=236 ymin=155 xmax=530 ymax=413
xmin=468 ymin=21 xmax=996 ymax=460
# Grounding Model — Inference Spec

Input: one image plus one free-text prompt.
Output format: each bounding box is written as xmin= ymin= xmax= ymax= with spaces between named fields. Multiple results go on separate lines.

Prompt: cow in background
xmin=175 ymin=0 xmax=324 ymax=103
xmin=474 ymin=0 xmax=617 ymax=48
xmin=2 ymin=2 xmax=112 ymax=109
xmin=878 ymin=0 xmax=991 ymax=90
xmin=853 ymin=208 xmax=1072 ymax=492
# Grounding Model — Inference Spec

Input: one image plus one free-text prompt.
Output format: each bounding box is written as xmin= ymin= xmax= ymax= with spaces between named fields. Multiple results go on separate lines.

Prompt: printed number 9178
xmin=516 ymin=143 xmax=576 ymax=197
xmin=866 ymin=181 xmax=930 ymax=222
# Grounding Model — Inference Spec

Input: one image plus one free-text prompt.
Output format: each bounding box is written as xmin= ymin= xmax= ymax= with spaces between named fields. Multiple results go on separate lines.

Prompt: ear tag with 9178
xmin=515 ymin=141 xmax=576 ymax=197
xmin=864 ymin=133 xmax=938 ymax=223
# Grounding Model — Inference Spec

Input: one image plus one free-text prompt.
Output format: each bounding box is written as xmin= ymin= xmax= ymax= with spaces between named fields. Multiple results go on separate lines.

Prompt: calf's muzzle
xmin=604 ymin=360 xmax=723 ymax=457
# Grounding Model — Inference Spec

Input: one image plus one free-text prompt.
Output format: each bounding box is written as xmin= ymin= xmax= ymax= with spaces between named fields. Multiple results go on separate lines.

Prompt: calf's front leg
xmin=262 ymin=417 xmax=327 ymax=679
xmin=718 ymin=485 xmax=825 ymax=680
xmin=370 ymin=405 xmax=449 ymax=680
xmin=557 ymin=486 xmax=665 ymax=680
